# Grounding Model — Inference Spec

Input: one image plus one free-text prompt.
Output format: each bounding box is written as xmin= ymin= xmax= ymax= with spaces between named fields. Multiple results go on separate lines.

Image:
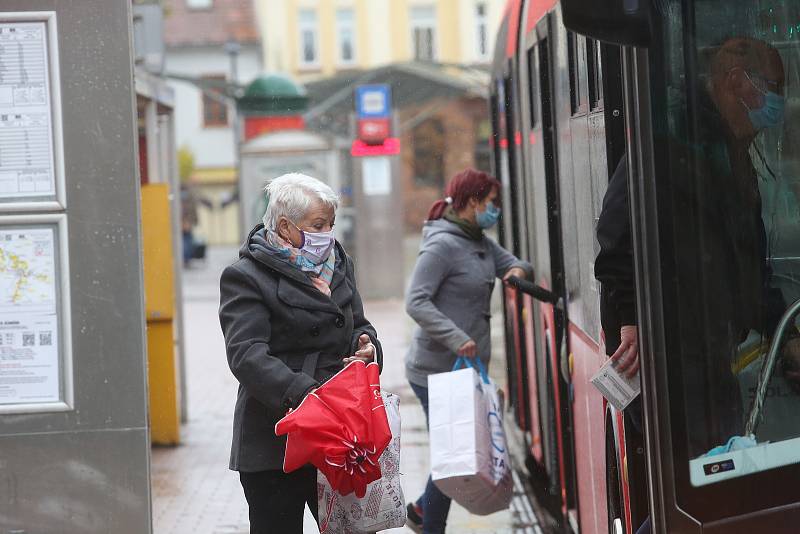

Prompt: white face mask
xmin=291 ymin=221 xmax=335 ymax=265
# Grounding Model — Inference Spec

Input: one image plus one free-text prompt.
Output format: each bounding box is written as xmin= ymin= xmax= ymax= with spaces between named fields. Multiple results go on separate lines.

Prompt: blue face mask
xmin=476 ymin=201 xmax=501 ymax=229
xmin=746 ymin=91 xmax=785 ymax=131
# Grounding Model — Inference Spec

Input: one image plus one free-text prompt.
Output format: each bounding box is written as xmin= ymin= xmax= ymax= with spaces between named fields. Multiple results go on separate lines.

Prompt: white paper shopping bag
xmin=317 ymin=392 xmax=406 ymax=533
xmin=428 ymin=357 xmax=512 ymax=515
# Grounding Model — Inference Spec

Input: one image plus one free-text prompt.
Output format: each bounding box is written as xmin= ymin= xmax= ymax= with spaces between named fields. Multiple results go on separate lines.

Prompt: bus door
xmin=495 ymin=67 xmax=536 ymax=437
xmin=628 ymin=1 xmax=800 ymax=531
xmin=523 ymin=14 xmax=578 ymax=521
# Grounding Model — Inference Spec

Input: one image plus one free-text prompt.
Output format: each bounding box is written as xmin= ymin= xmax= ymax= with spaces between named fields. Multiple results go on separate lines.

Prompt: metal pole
xmin=225 ymin=40 xmax=243 ymax=239
xmin=745 ymin=297 xmax=800 ymax=436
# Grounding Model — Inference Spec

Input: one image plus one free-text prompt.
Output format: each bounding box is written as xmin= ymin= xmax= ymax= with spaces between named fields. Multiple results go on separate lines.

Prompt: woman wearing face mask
xmin=404 ymin=168 xmax=532 ymax=534
xmin=218 ymin=173 xmax=382 ymax=533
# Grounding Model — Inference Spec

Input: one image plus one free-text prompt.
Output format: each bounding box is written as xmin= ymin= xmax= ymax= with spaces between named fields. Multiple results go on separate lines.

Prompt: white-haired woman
xmin=219 ymin=173 xmax=383 ymax=533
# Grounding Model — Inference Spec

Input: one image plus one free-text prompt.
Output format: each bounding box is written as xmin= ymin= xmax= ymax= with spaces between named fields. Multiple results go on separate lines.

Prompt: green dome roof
xmin=244 ymin=74 xmax=307 ymax=98
xmin=238 ymin=74 xmax=308 ymax=116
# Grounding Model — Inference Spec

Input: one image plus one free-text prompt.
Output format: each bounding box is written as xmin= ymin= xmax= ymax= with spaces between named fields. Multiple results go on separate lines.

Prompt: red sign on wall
xmin=357 ymin=118 xmax=391 ymax=145
xmin=244 ymin=115 xmax=305 ymax=141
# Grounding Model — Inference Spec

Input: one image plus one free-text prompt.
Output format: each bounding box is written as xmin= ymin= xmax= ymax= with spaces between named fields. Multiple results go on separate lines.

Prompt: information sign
xmin=0 ymin=14 xmax=64 ymax=209
xmin=0 ymin=215 xmax=71 ymax=413
xmin=355 ymin=84 xmax=391 ymax=119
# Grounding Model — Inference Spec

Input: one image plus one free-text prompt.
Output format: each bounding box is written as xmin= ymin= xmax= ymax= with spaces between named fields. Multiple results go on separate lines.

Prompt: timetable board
xmin=0 ymin=16 xmax=64 ymax=208
xmin=0 ymin=12 xmax=70 ymax=414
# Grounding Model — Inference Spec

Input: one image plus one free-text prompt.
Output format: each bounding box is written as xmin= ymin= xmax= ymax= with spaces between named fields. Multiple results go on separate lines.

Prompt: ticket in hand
xmin=590 ymin=357 xmax=641 ymax=411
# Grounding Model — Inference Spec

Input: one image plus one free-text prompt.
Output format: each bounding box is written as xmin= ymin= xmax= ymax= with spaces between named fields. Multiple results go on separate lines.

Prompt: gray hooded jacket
xmin=405 ymin=219 xmax=532 ymax=386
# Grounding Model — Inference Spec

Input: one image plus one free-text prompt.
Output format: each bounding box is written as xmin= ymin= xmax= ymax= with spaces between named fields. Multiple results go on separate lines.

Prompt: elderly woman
xmin=219 ymin=173 xmax=382 ymax=533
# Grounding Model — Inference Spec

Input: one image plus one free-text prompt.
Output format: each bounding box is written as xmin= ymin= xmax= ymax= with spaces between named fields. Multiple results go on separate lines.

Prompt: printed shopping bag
xmin=317 ymin=392 xmax=406 ymax=534
xmin=429 ymin=356 xmax=512 ymax=515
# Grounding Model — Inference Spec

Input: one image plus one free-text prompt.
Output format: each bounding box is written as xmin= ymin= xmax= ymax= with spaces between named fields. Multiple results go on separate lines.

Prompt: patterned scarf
xmin=265 ymin=229 xmax=335 ymax=296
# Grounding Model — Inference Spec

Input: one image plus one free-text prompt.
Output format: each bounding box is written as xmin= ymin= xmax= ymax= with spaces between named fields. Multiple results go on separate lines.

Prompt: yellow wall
xmin=257 ymin=0 xmax=506 ymax=82
xmin=141 ymin=184 xmax=180 ymax=445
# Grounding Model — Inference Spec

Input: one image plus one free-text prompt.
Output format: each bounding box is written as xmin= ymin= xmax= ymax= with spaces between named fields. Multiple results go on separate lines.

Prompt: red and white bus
xmin=491 ymin=1 xmax=800 ymax=532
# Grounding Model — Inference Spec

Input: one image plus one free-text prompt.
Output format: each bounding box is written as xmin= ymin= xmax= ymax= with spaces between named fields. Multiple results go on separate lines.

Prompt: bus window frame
xmin=568 ymin=32 xmax=589 ymax=116
xmin=629 ymin=0 xmax=800 ymax=527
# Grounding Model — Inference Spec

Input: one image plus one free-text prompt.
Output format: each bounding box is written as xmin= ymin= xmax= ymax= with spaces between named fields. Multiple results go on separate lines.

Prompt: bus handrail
xmin=505 ymin=276 xmax=560 ymax=306
xmin=745 ymin=297 xmax=800 ymax=436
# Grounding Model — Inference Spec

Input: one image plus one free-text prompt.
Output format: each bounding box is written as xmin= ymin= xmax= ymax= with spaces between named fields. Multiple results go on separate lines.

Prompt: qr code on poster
xmin=40 ymin=331 xmax=52 ymax=346
xmin=23 ymin=333 xmax=35 ymax=346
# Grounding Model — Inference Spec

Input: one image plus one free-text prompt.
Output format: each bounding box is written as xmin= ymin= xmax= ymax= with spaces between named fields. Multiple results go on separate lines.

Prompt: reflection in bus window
xmin=666 ymin=0 xmax=800 ymax=486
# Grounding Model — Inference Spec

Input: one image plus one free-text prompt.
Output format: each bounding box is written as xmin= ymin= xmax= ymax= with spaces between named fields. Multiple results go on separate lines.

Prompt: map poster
xmin=0 ymin=314 xmax=58 ymax=404
xmin=0 ymin=226 xmax=60 ymax=405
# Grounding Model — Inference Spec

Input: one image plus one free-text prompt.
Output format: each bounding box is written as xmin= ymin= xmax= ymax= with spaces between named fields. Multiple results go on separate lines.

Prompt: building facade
xmin=258 ymin=0 xmax=505 ymax=81
xmin=164 ymin=0 xmax=263 ymax=244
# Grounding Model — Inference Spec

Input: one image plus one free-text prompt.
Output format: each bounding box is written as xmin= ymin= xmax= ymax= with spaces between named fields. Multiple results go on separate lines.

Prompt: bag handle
xmin=452 ymin=355 xmax=490 ymax=384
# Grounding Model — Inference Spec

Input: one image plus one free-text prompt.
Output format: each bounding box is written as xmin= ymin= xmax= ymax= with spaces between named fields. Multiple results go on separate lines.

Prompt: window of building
xmin=336 ymin=8 xmax=356 ymax=65
xmin=412 ymin=119 xmax=445 ymax=187
xmin=298 ymin=8 xmax=319 ymax=68
xmin=410 ymin=6 xmax=437 ymax=62
xmin=186 ymin=0 xmax=212 ymax=9
xmin=201 ymin=75 xmax=228 ymax=128
xmin=475 ymin=3 xmax=489 ymax=60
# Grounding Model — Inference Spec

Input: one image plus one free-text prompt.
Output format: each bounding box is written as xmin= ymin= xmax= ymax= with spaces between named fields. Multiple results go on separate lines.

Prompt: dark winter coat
xmin=219 ymin=225 xmax=382 ymax=472
xmin=594 ymin=156 xmax=636 ymax=356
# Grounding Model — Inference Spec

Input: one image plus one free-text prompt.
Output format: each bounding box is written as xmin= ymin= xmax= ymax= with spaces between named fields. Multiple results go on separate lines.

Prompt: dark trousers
xmin=239 ymin=467 xmax=318 ymax=534
xmin=409 ymin=381 xmax=452 ymax=534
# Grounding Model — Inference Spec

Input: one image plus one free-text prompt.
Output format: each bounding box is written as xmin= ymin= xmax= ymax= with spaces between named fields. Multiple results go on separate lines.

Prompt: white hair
xmin=262 ymin=173 xmax=339 ymax=230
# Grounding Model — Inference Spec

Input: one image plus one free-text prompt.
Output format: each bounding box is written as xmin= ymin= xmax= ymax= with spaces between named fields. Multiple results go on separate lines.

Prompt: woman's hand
xmin=611 ymin=325 xmax=639 ymax=378
xmin=457 ymin=339 xmax=478 ymax=358
xmin=502 ymin=267 xmax=527 ymax=282
xmin=343 ymin=334 xmax=375 ymax=364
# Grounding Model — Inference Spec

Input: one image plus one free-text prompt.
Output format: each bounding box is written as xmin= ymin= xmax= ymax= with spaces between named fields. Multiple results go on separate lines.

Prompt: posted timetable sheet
xmin=0 ymin=21 xmax=56 ymax=201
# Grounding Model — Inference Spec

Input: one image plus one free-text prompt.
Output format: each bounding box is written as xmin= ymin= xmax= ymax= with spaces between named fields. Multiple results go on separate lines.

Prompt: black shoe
xmin=406 ymin=502 xmax=423 ymax=534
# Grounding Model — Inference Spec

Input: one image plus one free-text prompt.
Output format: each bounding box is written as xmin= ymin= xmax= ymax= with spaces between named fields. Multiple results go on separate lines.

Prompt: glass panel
xmin=663 ymin=0 xmax=800 ymax=486
xmin=411 ymin=5 xmax=436 ymax=61
xmin=586 ymin=38 xmax=603 ymax=110
xmin=476 ymin=2 xmax=488 ymax=58
xmin=337 ymin=9 xmax=355 ymax=63
xmin=299 ymin=8 xmax=318 ymax=65
xmin=527 ymin=47 xmax=537 ymax=126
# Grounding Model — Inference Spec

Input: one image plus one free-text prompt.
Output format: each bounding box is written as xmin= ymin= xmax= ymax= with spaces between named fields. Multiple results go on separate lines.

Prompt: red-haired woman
xmin=404 ymin=168 xmax=532 ymax=533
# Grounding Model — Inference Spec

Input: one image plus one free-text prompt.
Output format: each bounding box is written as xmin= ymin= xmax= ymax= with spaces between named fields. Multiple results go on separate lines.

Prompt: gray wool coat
xmin=405 ymin=219 xmax=532 ymax=387
xmin=219 ymin=225 xmax=382 ymax=472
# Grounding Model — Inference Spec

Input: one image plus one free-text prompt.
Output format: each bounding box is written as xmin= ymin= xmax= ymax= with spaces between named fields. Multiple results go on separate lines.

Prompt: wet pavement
xmin=151 ymin=245 xmax=543 ymax=533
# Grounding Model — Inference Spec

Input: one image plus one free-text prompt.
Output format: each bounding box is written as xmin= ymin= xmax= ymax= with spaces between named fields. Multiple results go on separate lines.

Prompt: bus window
xmin=587 ymin=38 xmax=603 ymax=111
xmin=567 ymin=32 xmax=585 ymax=115
xmin=527 ymin=47 xmax=538 ymax=127
xmin=661 ymin=0 xmax=800 ymax=486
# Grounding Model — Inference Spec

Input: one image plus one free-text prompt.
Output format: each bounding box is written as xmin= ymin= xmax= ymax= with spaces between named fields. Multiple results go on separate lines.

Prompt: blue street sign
xmin=355 ymin=84 xmax=391 ymax=119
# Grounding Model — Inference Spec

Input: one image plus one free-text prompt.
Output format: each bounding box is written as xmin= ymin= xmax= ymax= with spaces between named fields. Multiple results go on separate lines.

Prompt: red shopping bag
xmin=275 ymin=360 xmax=391 ymax=498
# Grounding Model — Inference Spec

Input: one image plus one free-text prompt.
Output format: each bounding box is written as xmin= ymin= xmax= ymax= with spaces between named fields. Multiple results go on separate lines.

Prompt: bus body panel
xmin=568 ymin=322 xmax=609 ymax=534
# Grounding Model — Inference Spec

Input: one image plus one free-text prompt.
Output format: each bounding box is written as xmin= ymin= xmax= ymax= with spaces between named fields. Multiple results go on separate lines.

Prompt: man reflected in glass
xmin=681 ymin=36 xmax=796 ymax=457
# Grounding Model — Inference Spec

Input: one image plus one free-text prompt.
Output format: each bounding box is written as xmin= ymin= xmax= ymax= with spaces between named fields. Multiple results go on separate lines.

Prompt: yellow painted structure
xmin=257 ymin=0 xmax=506 ymax=81
xmin=189 ymin=167 xmax=240 ymax=245
xmin=141 ymin=183 xmax=181 ymax=445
